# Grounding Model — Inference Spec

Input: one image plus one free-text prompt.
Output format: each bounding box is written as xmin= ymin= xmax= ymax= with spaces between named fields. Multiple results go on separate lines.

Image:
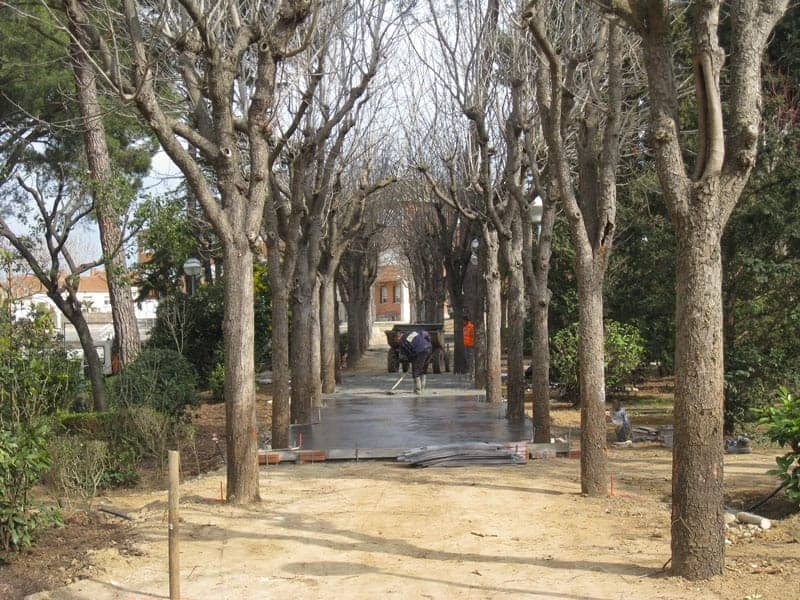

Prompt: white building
xmin=5 ymin=270 xmax=157 ymax=345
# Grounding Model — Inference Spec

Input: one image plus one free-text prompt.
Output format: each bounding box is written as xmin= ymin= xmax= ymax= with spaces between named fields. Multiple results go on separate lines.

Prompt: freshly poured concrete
xmin=286 ymin=364 xmax=533 ymax=457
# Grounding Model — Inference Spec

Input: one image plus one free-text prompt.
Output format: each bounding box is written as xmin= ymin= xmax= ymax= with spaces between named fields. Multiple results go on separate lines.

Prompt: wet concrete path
xmin=288 ymin=360 xmax=533 ymax=455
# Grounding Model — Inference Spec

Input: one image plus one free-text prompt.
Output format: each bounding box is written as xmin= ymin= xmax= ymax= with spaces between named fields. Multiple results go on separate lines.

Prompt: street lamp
xmin=530 ymin=196 xmax=544 ymax=242
xmin=182 ymin=257 xmax=202 ymax=296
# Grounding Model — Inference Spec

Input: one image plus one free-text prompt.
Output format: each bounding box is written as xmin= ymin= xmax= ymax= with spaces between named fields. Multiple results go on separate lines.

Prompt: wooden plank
xmin=297 ymin=450 xmax=327 ymax=463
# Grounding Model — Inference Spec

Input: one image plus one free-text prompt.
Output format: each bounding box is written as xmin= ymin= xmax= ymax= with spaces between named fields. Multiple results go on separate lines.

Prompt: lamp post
xmin=182 ymin=257 xmax=202 ymax=296
xmin=530 ymin=196 xmax=544 ymax=242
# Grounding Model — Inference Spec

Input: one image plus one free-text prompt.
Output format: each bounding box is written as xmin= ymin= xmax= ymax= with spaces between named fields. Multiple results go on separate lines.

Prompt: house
xmin=3 ymin=270 xmax=157 ymax=345
xmin=372 ymin=262 xmax=411 ymax=323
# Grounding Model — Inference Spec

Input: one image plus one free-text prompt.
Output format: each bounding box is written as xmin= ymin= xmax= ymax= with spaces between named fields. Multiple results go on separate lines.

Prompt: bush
xmin=44 ymin=436 xmax=110 ymax=510
xmin=56 ymin=411 xmax=138 ymax=487
xmin=147 ymin=271 xmax=272 ymax=385
xmin=208 ymin=362 xmax=225 ymax=402
xmin=112 ymin=348 xmax=198 ymax=415
xmin=0 ymin=302 xmax=84 ymax=428
xmin=759 ymin=387 xmax=800 ymax=505
xmin=550 ymin=320 xmax=645 ymax=401
xmin=0 ymin=422 xmax=62 ymax=558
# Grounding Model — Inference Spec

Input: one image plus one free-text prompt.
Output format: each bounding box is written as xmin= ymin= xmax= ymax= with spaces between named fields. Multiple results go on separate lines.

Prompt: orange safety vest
xmin=462 ymin=321 xmax=475 ymax=348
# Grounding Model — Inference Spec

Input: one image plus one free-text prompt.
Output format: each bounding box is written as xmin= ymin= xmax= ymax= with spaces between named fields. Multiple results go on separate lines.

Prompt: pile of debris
xmin=724 ymin=509 xmax=772 ymax=546
xmin=397 ymin=442 xmax=527 ymax=467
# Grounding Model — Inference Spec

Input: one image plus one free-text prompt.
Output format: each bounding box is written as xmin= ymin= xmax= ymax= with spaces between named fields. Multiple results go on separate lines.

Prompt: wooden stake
xmin=168 ymin=450 xmax=180 ymax=600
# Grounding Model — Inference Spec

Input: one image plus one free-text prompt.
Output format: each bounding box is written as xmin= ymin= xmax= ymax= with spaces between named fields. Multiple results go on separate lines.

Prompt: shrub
xmin=44 ymin=436 xmax=110 ymax=510
xmin=112 ymin=406 xmax=198 ymax=477
xmin=0 ymin=422 xmax=62 ymax=558
xmin=759 ymin=387 xmax=800 ymax=505
xmin=0 ymin=302 xmax=84 ymax=428
xmin=112 ymin=348 xmax=198 ymax=415
xmin=208 ymin=362 xmax=225 ymax=402
xmin=147 ymin=271 xmax=272 ymax=385
xmin=604 ymin=320 xmax=646 ymax=391
xmin=56 ymin=411 xmax=138 ymax=487
xmin=550 ymin=320 xmax=645 ymax=401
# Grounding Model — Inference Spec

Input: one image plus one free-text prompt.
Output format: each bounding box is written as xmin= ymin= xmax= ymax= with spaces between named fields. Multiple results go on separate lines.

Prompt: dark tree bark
xmin=68 ymin=22 xmax=141 ymax=366
xmin=338 ymin=236 xmax=379 ymax=364
xmin=592 ymin=0 xmax=790 ymax=578
xmin=63 ymin=0 xmax=316 ymax=502
xmin=525 ymin=5 xmax=626 ymax=496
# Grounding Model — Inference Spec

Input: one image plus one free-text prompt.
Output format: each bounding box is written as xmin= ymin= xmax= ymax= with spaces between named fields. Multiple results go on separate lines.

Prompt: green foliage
xmin=550 ymin=324 xmax=580 ymax=397
xmin=0 ymin=4 xmax=154 ymax=189
xmin=58 ymin=411 xmax=121 ymax=438
xmin=133 ymin=195 xmax=199 ymax=299
xmin=147 ymin=272 xmax=272 ymax=384
xmin=721 ymin=42 xmax=800 ymax=431
xmin=0 ymin=301 xmax=84 ymax=428
xmin=0 ymin=422 xmax=62 ymax=558
xmin=550 ymin=320 xmax=645 ymax=400
xmin=147 ymin=285 xmax=223 ymax=384
xmin=112 ymin=348 xmax=198 ymax=415
xmin=606 ymin=168 xmax=676 ymax=370
xmin=604 ymin=321 xmax=646 ymax=391
xmin=545 ymin=217 xmax=579 ymax=332
xmin=758 ymin=388 xmax=800 ymax=505
xmin=44 ymin=436 xmax=110 ymax=510
xmin=208 ymin=362 xmax=225 ymax=402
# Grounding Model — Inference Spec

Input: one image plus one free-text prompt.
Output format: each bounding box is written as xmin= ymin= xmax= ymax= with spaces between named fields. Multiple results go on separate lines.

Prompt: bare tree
xmin=265 ymin=0 xmax=401 ymax=427
xmin=0 ymin=173 xmax=111 ymax=410
xmin=57 ymin=0 xmax=316 ymax=503
xmin=394 ymin=183 xmax=450 ymax=324
xmin=411 ymin=0 xmax=513 ymax=405
xmin=591 ymin=0 xmax=790 ymax=578
xmin=337 ymin=231 xmax=381 ymax=364
xmin=318 ymin=165 xmax=395 ymax=393
xmin=524 ymin=1 xmax=636 ymax=496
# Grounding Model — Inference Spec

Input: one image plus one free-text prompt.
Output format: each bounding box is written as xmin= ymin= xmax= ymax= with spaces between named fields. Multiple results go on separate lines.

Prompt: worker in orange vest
xmin=462 ymin=315 xmax=475 ymax=377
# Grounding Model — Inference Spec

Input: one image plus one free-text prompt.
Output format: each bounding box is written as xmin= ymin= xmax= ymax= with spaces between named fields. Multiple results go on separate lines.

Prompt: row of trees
xmin=1 ymin=0 xmax=797 ymax=581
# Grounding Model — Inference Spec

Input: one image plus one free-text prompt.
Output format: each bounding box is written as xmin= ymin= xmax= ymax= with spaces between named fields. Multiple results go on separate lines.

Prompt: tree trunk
xmin=467 ymin=256 xmax=487 ymax=390
xmin=339 ymin=245 xmax=378 ymax=364
xmin=56 ymin=295 xmax=106 ymax=412
xmin=671 ymin=210 xmax=725 ymax=577
xmin=319 ymin=272 xmax=338 ymax=393
xmin=529 ymin=283 xmax=551 ymax=443
xmin=309 ymin=277 xmax=322 ymax=408
xmin=289 ymin=286 xmax=316 ymax=425
xmin=451 ymin=299 xmax=467 ymax=374
xmin=268 ymin=249 xmax=291 ymax=450
xmin=527 ymin=199 xmax=555 ymax=443
xmin=222 ymin=243 xmax=260 ymax=503
xmin=504 ymin=220 xmax=526 ymax=421
xmin=577 ymin=269 xmax=608 ymax=497
xmin=484 ymin=228 xmax=503 ymax=403
xmin=69 ymin=34 xmax=141 ymax=366
xmin=72 ymin=313 xmax=106 ymax=412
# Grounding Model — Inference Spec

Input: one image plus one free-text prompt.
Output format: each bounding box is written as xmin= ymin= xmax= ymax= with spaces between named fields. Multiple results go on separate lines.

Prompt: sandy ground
xmin=17 ymin=350 xmax=800 ymax=599
xmin=24 ymin=446 xmax=799 ymax=600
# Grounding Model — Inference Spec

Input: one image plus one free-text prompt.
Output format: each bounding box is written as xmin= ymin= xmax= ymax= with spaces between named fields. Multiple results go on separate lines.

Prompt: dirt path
xmin=13 ymin=348 xmax=800 ymax=599
xmin=25 ymin=446 xmax=799 ymax=600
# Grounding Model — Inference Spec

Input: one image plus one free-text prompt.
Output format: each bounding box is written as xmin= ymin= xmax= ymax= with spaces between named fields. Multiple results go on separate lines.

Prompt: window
xmin=393 ymin=285 xmax=401 ymax=303
xmin=380 ymin=285 xmax=388 ymax=303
